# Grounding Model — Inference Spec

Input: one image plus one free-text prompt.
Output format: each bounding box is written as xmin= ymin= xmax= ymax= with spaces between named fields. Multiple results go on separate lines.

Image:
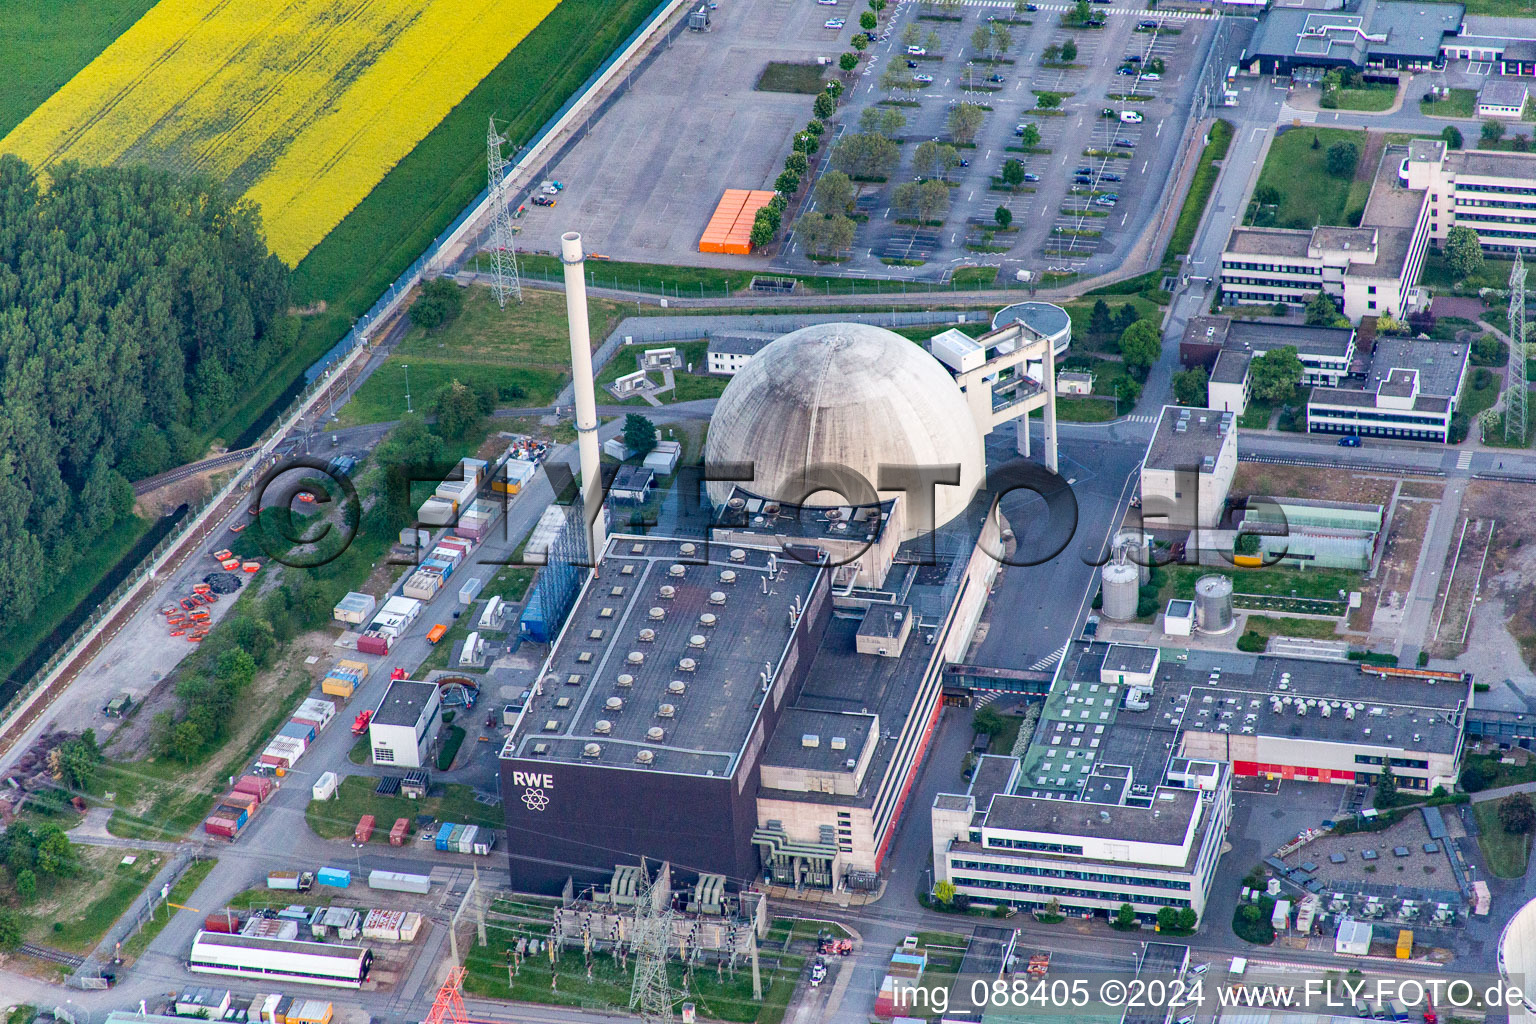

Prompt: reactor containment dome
xmin=704 ymin=322 xmax=986 ymax=538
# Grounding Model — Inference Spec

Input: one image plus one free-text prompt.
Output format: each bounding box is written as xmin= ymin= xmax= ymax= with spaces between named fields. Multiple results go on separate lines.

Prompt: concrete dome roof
xmin=704 ymin=322 xmax=985 ymax=537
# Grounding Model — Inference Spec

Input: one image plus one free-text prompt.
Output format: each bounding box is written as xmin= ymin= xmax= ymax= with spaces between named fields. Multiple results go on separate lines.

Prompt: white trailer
xmin=368 ymin=869 xmax=431 ymax=895
xmin=189 ymin=931 xmax=371 ymax=989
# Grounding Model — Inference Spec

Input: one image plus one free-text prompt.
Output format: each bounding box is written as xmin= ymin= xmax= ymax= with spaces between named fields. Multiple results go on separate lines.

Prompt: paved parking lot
xmin=780 ymin=0 xmax=1218 ymax=281
xmin=512 ymin=0 xmax=854 ymax=263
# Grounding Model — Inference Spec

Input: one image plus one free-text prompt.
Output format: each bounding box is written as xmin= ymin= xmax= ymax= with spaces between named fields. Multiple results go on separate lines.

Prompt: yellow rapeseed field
xmin=1 ymin=0 xmax=560 ymax=263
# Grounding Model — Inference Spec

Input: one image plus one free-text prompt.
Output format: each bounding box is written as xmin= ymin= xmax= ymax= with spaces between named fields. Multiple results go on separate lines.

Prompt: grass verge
xmin=118 ymin=857 xmax=217 ymax=964
xmin=1163 ymin=119 xmax=1232 ymax=262
xmin=1473 ymin=799 xmax=1530 ymax=878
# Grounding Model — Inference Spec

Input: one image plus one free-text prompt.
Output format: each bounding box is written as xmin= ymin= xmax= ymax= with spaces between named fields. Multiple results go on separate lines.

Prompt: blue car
xmin=1338 ymin=435 xmax=1362 ymax=447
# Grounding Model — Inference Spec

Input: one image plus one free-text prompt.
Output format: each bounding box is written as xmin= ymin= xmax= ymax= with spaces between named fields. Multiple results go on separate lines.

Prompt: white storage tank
xmin=1113 ymin=529 xmax=1153 ymax=585
xmin=1100 ymin=561 xmax=1140 ymax=621
xmin=1195 ymin=574 xmax=1235 ymax=634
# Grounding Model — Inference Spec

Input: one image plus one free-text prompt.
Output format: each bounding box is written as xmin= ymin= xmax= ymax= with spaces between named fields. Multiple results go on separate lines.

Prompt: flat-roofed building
xmin=1478 ymin=78 xmax=1530 ymax=117
xmin=1222 ymin=145 xmax=1431 ymax=320
xmin=1403 ymin=138 xmax=1536 ymax=258
xmin=1140 ymin=406 xmax=1238 ymax=531
xmin=932 ymin=752 xmax=1231 ymax=924
xmin=1208 ymin=350 xmax=1251 ymax=415
xmin=369 ymin=680 xmax=440 ymax=769
xmin=1244 ymin=2 xmax=1465 ymax=75
xmin=1307 ymin=337 xmax=1469 ymax=442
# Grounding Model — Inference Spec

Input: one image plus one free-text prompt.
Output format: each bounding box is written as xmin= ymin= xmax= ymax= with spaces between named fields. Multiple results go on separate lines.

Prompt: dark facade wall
xmin=500 ymin=570 xmax=833 ymax=895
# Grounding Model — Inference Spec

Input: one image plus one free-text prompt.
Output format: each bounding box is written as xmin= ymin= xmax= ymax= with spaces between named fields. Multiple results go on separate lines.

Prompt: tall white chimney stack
xmin=561 ymin=231 xmax=607 ymax=565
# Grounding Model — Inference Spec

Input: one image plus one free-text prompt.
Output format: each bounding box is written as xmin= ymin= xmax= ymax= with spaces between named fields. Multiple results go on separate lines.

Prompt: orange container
xmin=241 ymin=561 xmax=261 ymax=573
xmin=222 ymin=558 xmax=240 ymax=570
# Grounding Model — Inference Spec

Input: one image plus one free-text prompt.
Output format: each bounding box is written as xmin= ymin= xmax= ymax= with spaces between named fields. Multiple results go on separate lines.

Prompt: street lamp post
xmin=403 ymin=364 xmax=412 ymax=414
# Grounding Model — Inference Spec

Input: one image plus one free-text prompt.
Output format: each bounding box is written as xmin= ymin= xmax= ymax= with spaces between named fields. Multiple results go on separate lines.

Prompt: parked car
xmin=1142 ymin=72 xmax=1161 ymax=81
xmin=532 ymin=195 xmax=556 ymax=206
xmin=817 ymin=0 xmax=838 ymax=5
xmin=1023 ymin=172 xmax=1040 ymax=182
xmin=1025 ymin=2 xmax=1039 ymax=8
xmin=1120 ymin=110 xmax=1144 ymax=123
xmin=907 ymin=59 xmax=919 ymax=67
xmin=1116 ymin=66 xmax=1136 ymax=76
xmin=1339 ymin=434 xmax=1362 ymax=447
xmin=1101 ymin=172 xmax=1121 ymax=182
xmin=907 ymin=45 xmax=926 ymax=55
xmin=913 ymin=73 xmax=934 ymax=83
xmin=1113 ymin=138 xmax=1135 ymax=147
xmin=1138 ymin=19 xmax=1159 ymax=28
xmin=824 ymin=17 xmax=845 ymax=26
xmin=1075 ymin=176 xmax=1093 ymax=185
xmin=1124 ymin=54 xmax=1143 ymax=63
xmin=1082 ymin=614 xmax=1100 ymax=638
xmin=988 ymin=73 xmax=1005 ymax=82
xmin=1074 ymin=166 xmax=1093 ymax=174
xmin=1095 ymin=197 xmax=1117 ymax=206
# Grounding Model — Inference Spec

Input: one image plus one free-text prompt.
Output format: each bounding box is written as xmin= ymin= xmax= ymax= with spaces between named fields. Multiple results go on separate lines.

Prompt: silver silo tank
xmin=1101 ymin=561 xmax=1140 ymax=621
xmin=1113 ymin=528 xmax=1152 ymax=585
xmin=1194 ymin=574 xmax=1235 ymax=634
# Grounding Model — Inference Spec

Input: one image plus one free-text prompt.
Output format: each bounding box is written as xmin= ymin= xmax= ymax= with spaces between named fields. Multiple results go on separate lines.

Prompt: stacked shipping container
xmin=698 ymin=190 xmax=777 ymax=254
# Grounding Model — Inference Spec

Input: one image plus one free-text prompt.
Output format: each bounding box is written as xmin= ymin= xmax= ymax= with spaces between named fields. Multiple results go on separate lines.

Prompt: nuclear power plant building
xmin=499 ymin=309 xmax=1057 ymax=896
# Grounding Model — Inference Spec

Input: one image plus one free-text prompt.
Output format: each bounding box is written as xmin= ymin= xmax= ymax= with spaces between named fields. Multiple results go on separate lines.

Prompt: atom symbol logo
xmin=522 ymin=788 xmax=549 ymax=812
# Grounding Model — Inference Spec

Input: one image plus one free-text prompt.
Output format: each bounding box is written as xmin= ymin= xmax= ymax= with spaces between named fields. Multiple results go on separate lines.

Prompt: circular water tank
xmin=1194 ymin=574 xmax=1235 ymax=634
xmin=647 ymin=727 xmax=665 ymax=742
xmin=1113 ymin=528 xmax=1153 ymax=585
xmin=1100 ymin=561 xmax=1140 ymax=622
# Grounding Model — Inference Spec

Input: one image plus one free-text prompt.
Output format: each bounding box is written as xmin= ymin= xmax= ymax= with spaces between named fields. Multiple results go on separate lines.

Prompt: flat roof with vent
xmin=501 ymin=536 xmax=825 ymax=776
xmin=761 ymin=708 xmax=876 ymax=772
xmin=1142 ymin=405 xmax=1234 ymax=473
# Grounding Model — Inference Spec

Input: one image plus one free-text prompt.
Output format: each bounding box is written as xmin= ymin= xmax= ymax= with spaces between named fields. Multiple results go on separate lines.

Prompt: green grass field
xmin=0 ymin=0 xmax=156 ymax=137
xmin=1162 ymin=564 xmax=1360 ymax=604
xmin=305 ymin=775 xmax=502 ymax=841
xmin=515 ymin=254 xmax=1001 ymax=298
xmin=756 ymin=62 xmax=828 ymax=94
xmin=16 ymin=845 xmax=165 ymax=953
xmin=1164 ymin=119 xmax=1232 ymax=262
xmin=1420 ymin=89 xmax=1477 ymax=119
xmin=1328 ymin=83 xmax=1397 ymax=112
xmin=1473 ymin=799 xmax=1531 ymax=878
xmin=338 ymin=286 xmax=629 ymax=426
xmin=1247 ymin=127 xmax=1372 ymax=230
xmin=595 ymin=339 xmax=730 ymax=405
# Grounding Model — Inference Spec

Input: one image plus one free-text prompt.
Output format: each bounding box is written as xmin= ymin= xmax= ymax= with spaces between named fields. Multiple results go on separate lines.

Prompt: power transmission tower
xmin=628 ymin=862 xmax=678 ymax=1024
xmin=486 ymin=115 xmax=522 ymax=308
xmin=1508 ymin=252 xmax=1528 ymax=446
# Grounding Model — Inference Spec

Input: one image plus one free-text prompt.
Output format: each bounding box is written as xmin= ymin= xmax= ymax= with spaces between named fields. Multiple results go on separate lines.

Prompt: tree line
xmin=0 ymin=157 xmax=293 ymax=624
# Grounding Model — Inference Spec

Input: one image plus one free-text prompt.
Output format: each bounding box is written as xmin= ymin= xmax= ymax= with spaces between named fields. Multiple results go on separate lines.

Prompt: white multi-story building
xmin=1401 ymin=139 xmax=1536 ymax=258
xmin=369 ymin=680 xmax=441 ymax=768
xmin=1222 ymin=143 xmax=1432 ymax=320
xmin=1307 ymin=337 xmax=1469 ymax=443
xmin=1140 ymin=406 xmax=1238 ymax=531
xmin=932 ymin=756 xmax=1231 ymax=923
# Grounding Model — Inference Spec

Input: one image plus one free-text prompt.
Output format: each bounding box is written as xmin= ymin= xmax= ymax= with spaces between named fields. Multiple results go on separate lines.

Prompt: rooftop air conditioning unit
xmin=583 ymin=743 xmax=602 ymax=758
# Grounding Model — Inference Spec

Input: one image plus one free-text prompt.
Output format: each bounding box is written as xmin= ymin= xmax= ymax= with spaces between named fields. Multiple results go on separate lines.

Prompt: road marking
xmin=1457 ymin=450 xmax=1473 ymax=470
xmin=968 ymin=190 xmax=975 ymax=200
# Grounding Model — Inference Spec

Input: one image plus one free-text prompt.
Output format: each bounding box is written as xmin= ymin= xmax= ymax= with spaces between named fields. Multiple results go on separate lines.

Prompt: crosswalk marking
xmin=1456 ymin=450 xmax=1473 ymax=470
xmin=1280 ymin=103 xmax=1318 ymax=123
xmin=1029 ymin=643 xmax=1069 ymax=671
xmin=1121 ymin=413 xmax=1156 ymax=424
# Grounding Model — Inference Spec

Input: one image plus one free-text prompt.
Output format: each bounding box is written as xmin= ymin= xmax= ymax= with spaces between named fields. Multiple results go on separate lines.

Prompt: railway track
xmin=19 ymin=941 xmax=85 ymax=968
xmin=133 ymin=446 xmax=260 ymax=496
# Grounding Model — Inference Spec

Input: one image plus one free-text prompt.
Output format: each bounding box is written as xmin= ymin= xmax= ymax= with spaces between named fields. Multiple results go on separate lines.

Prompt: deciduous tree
xmin=814 ymin=171 xmax=855 ymax=214
xmin=948 ymin=103 xmax=986 ymax=145
xmin=1173 ymin=366 xmax=1209 ymax=407
xmin=1445 ymin=225 xmax=1485 ymax=281
xmin=1119 ymin=320 xmax=1162 ymax=373
xmin=1250 ymin=346 xmax=1304 ymax=402
xmin=624 ymin=413 xmax=658 ymax=457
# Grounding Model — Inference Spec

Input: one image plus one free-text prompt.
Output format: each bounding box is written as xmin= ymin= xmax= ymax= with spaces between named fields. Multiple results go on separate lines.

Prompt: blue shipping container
xmin=316 ymin=867 xmax=351 ymax=888
xmin=435 ymin=822 xmax=456 ymax=851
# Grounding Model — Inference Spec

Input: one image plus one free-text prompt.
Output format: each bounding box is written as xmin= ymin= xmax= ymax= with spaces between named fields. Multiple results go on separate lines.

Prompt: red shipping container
xmin=389 ymin=818 xmax=410 ymax=846
xmin=357 ymin=631 xmax=390 ymax=656
xmin=291 ymin=715 xmax=325 ymax=733
xmin=233 ymin=775 xmax=274 ymax=802
xmin=219 ymin=795 xmax=257 ymax=816
xmin=437 ymin=537 xmax=472 ymax=556
xmin=204 ymin=816 xmax=238 ymax=838
xmin=257 ymin=752 xmax=291 ymax=769
xmin=204 ymin=911 xmax=239 ymax=934
xmin=355 ymin=814 xmax=375 ymax=844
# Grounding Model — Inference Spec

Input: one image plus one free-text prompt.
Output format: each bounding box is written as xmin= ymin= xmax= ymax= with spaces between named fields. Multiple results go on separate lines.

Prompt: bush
xmin=408 ymin=277 xmax=464 ymax=330
xmin=1460 ymin=759 xmax=1496 ymax=793
xmin=1237 ymin=630 xmax=1267 ymax=653
xmin=1233 ymin=897 xmax=1276 ymax=944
